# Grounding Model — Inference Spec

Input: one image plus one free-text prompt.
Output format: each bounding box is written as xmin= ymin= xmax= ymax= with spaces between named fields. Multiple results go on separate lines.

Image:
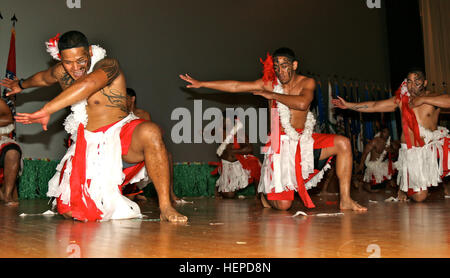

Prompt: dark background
xmin=0 ymin=0 xmax=424 ymax=162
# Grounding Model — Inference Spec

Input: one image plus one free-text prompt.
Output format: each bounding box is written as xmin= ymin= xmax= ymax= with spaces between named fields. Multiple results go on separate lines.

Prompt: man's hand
xmin=0 ymin=77 xmax=22 ymax=96
xmin=15 ymin=108 xmax=51 ymax=131
xmin=179 ymin=74 xmax=203 ymax=88
xmin=252 ymin=90 xmax=276 ymax=100
xmin=409 ymin=96 xmax=426 ymax=108
xmin=331 ymin=96 xmax=350 ymax=109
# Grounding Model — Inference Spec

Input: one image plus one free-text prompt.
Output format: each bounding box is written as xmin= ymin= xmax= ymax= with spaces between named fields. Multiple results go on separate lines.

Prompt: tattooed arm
xmin=42 ymin=58 xmax=122 ymax=115
xmin=332 ymin=96 xmax=398 ymax=113
xmin=0 ymin=64 xmax=60 ymax=96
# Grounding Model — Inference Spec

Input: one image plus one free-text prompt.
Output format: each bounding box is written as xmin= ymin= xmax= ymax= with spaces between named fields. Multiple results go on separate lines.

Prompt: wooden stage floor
xmin=0 ymin=187 xmax=449 ymax=258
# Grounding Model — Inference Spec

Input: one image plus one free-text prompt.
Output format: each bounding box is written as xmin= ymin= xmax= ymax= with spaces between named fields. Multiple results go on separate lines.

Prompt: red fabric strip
xmin=236 ymin=154 xmax=261 ymax=184
xmin=443 ymin=138 xmax=449 ymax=177
xmin=294 ymin=142 xmax=315 ymax=208
xmin=120 ymin=119 xmax=147 ymax=156
xmin=69 ymin=124 xmax=102 ymax=222
xmin=208 ymin=161 xmax=222 ymax=176
xmin=388 ymin=152 xmax=394 ymax=176
xmin=396 ymin=90 xmax=424 ymax=149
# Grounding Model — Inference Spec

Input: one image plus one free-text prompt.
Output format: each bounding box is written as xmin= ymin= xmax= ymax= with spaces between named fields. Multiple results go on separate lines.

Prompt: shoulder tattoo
xmin=94 ymin=58 xmax=121 ymax=85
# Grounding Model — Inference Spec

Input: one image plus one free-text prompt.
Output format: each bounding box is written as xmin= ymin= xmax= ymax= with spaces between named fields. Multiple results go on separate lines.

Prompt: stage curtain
xmin=419 ymin=0 xmax=450 ymax=94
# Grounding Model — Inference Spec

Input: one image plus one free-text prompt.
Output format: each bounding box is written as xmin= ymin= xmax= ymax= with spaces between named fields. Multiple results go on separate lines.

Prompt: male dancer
xmin=214 ymin=114 xmax=261 ymax=199
xmin=126 ymin=88 xmax=151 ymax=121
xmin=333 ymin=69 xmax=450 ymax=202
xmin=180 ymin=47 xmax=366 ymax=211
xmin=356 ymin=127 xmax=396 ymax=192
xmin=0 ymin=98 xmax=22 ymax=206
xmin=0 ymin=31 xmax=187 ymax=222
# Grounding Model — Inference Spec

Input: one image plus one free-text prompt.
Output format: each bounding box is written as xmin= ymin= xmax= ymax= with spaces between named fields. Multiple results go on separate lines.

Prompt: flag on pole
xmin=2 ymin=17 xmax=18 ymax=139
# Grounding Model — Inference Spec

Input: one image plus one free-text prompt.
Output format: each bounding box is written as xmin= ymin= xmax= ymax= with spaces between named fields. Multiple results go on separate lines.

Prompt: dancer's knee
xmin=137 ymin=122 xmax=163 ymax=140
xmin=273 ymin=200 xmax=293 ymax=211
xmin=4 ymin=149 xmax=21 ymax=164
xmin=411 ymin=190 xmax=428 ymax=203
xmin=335 ymin=136 xmax=351 ymax=153
xmin=221 ymin=192 xmax=236 ymax=199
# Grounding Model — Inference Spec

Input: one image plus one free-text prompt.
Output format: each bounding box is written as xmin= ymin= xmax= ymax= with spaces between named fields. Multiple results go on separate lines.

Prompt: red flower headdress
xmin=260 ymin=53 xmax=278 ymax=89
xmin=45 ymin=33 xmax=61 ymax=60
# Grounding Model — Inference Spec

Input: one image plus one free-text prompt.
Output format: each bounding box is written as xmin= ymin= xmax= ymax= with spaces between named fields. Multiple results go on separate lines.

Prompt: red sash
xmin=443 ymin=138 xmax=449 ymax=177
xmin=69 ymin=124 xmax=103 ymax=222
xmin=395 ymin=88 xmax=424 ymax=149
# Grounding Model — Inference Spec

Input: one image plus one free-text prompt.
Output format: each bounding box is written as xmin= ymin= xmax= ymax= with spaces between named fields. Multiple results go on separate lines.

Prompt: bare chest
xmin=412 ymin=104 xmax=440 ymax=129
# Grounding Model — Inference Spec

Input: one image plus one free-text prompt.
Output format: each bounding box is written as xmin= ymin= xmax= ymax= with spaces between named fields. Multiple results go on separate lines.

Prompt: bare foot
xmin=340 ymin=198 xmax=367 ymax=211
xmin=1 ymin=192 xmax=19 ymax=207
xmin=444 ymin=182 xmax=450 ymax=196
xmin=136 ymin=194 xmax=148 ymax=202
xmin=397 ymin=190 xmax=408 ymax=201
xmin=160 ymin=206 xmax=188 ymax=223
xmin=62 ymin=211 xmax=73 ymax=219
xmin=171 ymin=193 xmax=181 ymax=202
xmin=260 ymin=194 xmax=272 ymax=208
xmin=5 ymin=201 xmax=19 ymax=207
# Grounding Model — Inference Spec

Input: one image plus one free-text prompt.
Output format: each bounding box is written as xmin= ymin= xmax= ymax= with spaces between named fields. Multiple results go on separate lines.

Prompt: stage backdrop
xmin=0 ymin=0 xmax=390 ymax=162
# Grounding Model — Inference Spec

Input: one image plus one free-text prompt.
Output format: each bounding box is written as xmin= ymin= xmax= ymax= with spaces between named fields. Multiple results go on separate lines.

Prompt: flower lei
xmin=377 ymin=136 xmax=391 ymax=163
xmin=272 ymin=82 xmax=316 ymax=141
xmin=46 ymin=33 xmax=107 ymax=135
xmin=216 ymin=120 xmax=243 ymax=157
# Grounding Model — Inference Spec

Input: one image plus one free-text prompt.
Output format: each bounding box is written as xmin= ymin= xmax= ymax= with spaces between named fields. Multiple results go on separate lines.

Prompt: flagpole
xmin=2 ymin=14 xmax=18 ymax=139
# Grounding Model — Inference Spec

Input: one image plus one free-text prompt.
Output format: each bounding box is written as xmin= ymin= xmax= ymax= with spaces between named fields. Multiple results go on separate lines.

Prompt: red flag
xmin=2 ymin=26 xmax=17 ymax=139
xmin=6 ymin=27 xmax=16 ymax=77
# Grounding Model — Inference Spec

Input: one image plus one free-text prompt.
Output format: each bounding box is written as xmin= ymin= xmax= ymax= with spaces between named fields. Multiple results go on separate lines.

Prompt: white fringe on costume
xmin=258 ymin=134 xmax=331 ymax=194
xmin=216 ymin=159 xmax=251 ymax=193
xmin=363 ymin=153 xmax=392 ymax=184
xmin=47 ymin=114 xmax=148 ymax=221
xmin=363 ymin=137 xmax=392 ymax=184
xmin=0 ymin=124 xmax=15 ymax=135
xmin=394 ymin=125 xmax=450 ymax=193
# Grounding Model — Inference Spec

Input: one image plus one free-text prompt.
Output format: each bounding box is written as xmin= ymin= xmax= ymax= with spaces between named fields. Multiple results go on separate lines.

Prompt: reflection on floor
xmin=0 ymin=186 xmax=449 ymax=258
